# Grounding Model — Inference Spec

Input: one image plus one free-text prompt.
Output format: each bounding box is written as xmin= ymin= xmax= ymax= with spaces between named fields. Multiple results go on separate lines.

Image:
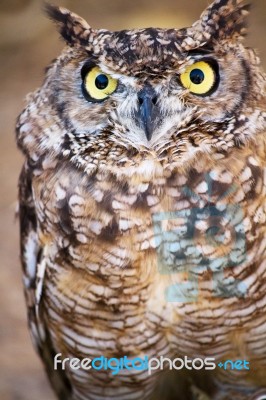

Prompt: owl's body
xmin=17 ymin=1 xmax=266 ymax=399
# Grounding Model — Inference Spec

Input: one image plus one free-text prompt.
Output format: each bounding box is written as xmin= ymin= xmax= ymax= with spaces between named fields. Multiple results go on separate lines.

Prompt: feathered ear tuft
xmin=45 ymin=3 xmax=94 ymax=47
xmin=193 ymin=0 xmax=250 ymax=43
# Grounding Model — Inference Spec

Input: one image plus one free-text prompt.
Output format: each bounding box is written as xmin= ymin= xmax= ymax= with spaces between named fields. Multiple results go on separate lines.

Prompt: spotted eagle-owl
xmin=16 ymin=0 xmax=266 ymax=399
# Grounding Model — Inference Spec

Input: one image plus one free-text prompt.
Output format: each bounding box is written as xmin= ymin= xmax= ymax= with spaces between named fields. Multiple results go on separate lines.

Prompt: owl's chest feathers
xmin=35 ymin=146 xmax=266 ymax=332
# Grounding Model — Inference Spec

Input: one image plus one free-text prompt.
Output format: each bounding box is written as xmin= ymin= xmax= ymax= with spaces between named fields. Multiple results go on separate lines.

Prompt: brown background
xmin=0 ymin=1 xmax=265 ymax=399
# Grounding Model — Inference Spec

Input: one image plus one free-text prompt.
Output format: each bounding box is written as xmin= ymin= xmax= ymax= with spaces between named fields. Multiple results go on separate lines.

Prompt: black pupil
xmin=95 ymin=74 xmax=109 ymax=90
xmin=190 ymin=68 xmax=205 ymax=85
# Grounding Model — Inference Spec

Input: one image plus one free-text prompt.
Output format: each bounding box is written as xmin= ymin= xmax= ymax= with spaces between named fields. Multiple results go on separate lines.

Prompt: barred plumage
xmin=16 ymin=0 xmax=266 ymax=399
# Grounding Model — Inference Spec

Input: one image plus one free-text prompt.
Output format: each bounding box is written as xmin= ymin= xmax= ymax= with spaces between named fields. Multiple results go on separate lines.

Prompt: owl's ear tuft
xmin=195 ymin=0 xmax=250 ymax=43
xmin=45 ymin=3 xmax=94 ymax=48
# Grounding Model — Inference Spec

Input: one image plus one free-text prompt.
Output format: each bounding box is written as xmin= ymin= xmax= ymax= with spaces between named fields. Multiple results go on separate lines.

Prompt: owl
xmin=16 ymin=0 xmax=266 ymax=399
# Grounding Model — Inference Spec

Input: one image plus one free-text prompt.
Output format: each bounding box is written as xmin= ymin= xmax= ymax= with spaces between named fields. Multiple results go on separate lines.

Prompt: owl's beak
xmin=137 ymin=86 xmax=158 ymax=141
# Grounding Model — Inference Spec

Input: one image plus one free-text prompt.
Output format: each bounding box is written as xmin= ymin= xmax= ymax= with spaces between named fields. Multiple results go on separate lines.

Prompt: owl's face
xmin=17 ymin=0 xmax=266 ymax=175
xmin=53 ymin=39 xmax=248 ymax=145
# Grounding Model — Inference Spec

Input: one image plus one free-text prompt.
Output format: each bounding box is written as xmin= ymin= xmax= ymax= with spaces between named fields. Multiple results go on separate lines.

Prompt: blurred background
xmin=0 ymin=1 xmax=265 ymax=399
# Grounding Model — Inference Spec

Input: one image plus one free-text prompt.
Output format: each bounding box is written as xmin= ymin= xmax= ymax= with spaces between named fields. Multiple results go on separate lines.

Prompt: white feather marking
xmin=76 ymin=233 xmax=88 ymax=244
xmin=34 ymin=246 xmax=48 ymax=342
xmin=55 ymin=185 xmax=66 ymax=201
xmin=89 ymin=220 xmax=103 ymax=235
xmin=35 ymin=255 xmax=46 ymax=307
xmin=24 ymin=230 xmax=38 ymax=279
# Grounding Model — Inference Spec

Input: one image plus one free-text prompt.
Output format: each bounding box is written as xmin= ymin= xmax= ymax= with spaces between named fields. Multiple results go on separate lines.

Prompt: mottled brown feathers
xmin=17 ymin=0 xmax=266 ymax=399
xmin=45 ymin=0 xmax=250 ymax=60
xmin=45 ymin=3 xmax=94 ymax=48
xmin=195 ymin=0 xmax=250 ymax=41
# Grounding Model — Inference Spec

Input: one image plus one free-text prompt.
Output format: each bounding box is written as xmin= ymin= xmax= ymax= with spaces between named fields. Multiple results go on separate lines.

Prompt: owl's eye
xmin=180 ymin=60 xmax=218 ymax=96
xmin=82 ymin=66 xmax=118 ymax=101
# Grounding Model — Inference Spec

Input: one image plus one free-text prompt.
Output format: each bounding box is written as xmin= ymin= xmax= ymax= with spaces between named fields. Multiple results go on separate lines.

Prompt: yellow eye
xmin=83 ymin=66 xmax=118 ymax=101
xmin=180 ymin=61 xmax=217 ymax=95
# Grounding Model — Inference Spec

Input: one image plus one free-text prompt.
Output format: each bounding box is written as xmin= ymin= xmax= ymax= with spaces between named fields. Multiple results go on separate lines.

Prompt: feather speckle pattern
xmin=16 ymin=0 xmax=266 ymax=399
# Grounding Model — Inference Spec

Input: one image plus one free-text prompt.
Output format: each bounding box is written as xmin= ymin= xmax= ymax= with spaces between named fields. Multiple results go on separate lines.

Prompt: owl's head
xmin=17 ymin=0 xmax=266 ymax=174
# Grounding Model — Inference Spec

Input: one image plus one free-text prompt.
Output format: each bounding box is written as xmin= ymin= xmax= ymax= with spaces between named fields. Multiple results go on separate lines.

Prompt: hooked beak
xmin=137 ymin=86 xmax=158 ymax=141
